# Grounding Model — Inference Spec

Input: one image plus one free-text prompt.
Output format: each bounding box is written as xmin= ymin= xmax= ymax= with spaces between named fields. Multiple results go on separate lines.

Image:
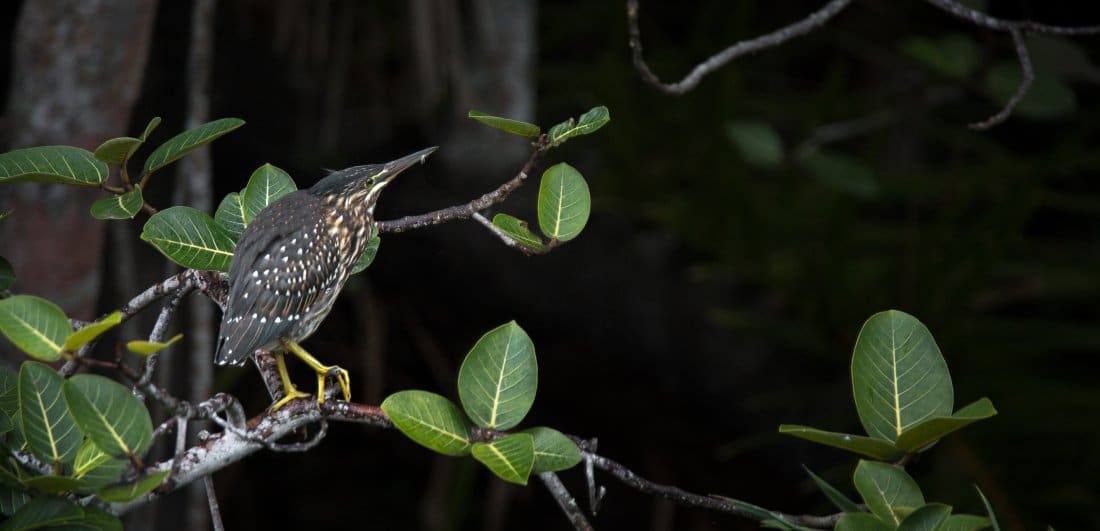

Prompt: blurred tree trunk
xmin=0 ymin=0 xmax=158 ymax=320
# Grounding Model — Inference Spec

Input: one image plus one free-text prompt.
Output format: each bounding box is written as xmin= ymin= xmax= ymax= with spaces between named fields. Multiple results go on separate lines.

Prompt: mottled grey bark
xmin=0 ymin=0 xmax=158 ymax=319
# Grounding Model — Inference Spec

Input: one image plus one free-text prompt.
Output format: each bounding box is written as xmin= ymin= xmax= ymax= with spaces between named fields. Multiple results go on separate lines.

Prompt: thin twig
xmin=539 ymin=472 xmax=595 ymax=531
xmin=204 ymin=475 xmax=225 ymax=531
xmin=376 ymin=137 xmax=548 ymax=233
xmin=922 ymin=0 xmax=1100 ymax=35
xmin=471 ymin=212 xmax=541 ymax=255
xmin=969 ymin=28 xmax=1032 ymax=130
xmin=626 ymin=0 xmax=853 ymax=94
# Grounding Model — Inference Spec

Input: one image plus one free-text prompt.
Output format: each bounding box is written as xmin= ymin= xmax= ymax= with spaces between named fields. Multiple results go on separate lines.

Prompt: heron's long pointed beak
xmin=379 ymin=146 xmax=438 ymax=183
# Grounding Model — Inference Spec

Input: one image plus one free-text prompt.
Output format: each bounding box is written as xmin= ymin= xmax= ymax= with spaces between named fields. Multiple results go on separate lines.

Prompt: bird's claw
xmin=315 ymin=365 xmax=351 ymax=404
xmin=271 ymin=386 xmax=311 ymax=411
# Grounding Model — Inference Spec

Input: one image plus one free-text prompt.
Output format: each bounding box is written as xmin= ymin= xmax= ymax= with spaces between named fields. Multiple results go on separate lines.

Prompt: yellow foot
xmin=280 ymin=339 xmax=352 ymax=405
xmin=270 ymin=386 xmax=311 ymax=411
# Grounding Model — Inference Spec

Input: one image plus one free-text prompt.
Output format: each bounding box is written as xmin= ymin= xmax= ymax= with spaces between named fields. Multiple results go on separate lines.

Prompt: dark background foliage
xmin=2 ymin=1 xmax=1099 ymax=530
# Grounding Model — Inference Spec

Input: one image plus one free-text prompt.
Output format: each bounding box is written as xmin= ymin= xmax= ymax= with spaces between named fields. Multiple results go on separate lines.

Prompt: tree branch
xmin=539 ymin=472 xmax=595 ymax=531
xmin=376 ymin=136 xmax=548 ymax=233
xmin=969 ymin=28 xmax=1032 ymax=130
xmin=626 ymin=0 xmax=853 ymax=95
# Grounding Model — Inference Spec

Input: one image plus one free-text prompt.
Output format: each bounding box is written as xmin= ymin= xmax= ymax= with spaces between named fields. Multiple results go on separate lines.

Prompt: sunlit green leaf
xmin=471 ymin=433 xmax=535 ymax=485
xmin=778 ymin=425 xmax=905 ymax=460
xmin=73 ymin=440 xmax=127 ymax=491
xmin=90 ymin=189 xmax=143 ymax=220
xmin=803 ymin=466 xmax=860 ymax=513
xmin=852 ymin=310 xmax=953 ymax=442
xmin=0 ymin=256 xmax=14 ymax=291
xmin=726 ymin=121 xmax=784 ymax=167
xmin=0 ymin=496 xmax=83 ymax=530
xmin=19 ymin=362 xmax=82 ymax=468
xmin=214 ymin=192 xmax=246 ymax=242
xmin=0 ymin=146 xmax=108 ymax=186
xmin=522 ymin=426 xmax=582 ymax=473
xmin=139 ymin=117 xmax=162 ymax=142
xmin=491 ymin=214 xmax=548 ymax=253
xmin=457 ymin=321 xmax=537 ymax=430
xmin=899 ymin=503 xmax=952 ymax=531
xmin=381 ymin=390 xmax=473 ymax=456
xmin=64 ymin=374 xmax=153 ymax=459
xmin=350 ymin=233 xmax=381 ymax=275
xmin=47 ymin=506 xmax=123 ymax=531
xmin=95 ymin=469 xmax=170 ymax=503
xmin=241 ymin=163 xmax=297 ymax=224
xmin=835 ymin=513 xmax=893 ymax=531
xmin=93 ymin=138 xmax=142 ymax=165
xmin=547 ymin=106 xmax=610 ymax=146
xmin=141 ymin=206 xmax=235 ymax=271
xmin=143 ymin=118 xmax=245 ymax=173
xmin=22 ymin=475 xmax=87 ymax=494
xmin=895 ymin=398 xmax=997 ymax=453
xmin=63 ymin=312 xmax=122 ymax=352
xmin=126 ymin=333 xmax=182 ymax=356
xmin=853 ymin=460 xmax=925 ymax=527
xmin=537 ymin=163 xmax=590 ymax=243
xmin=939 ymin=514 xmax=992 ymax=531
xmin=0 ymin=296 xmax=73 ymax=361
xmin=800 ymin=151 xmax=879 ymax=199
xmin=468 ymin=110 xmax=540 ymax=138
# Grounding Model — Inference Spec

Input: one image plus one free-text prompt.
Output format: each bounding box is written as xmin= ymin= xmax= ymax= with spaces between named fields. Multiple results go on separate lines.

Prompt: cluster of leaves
xmin=469 ymin=106 xmax=609 ymax=253
xmin=0 ymin=361 xmax=166 ymax=530
xmin=382 ymin=321 xmax=582 ymax=485
xmin=777 ymin=310 xmax=1000 ymax=531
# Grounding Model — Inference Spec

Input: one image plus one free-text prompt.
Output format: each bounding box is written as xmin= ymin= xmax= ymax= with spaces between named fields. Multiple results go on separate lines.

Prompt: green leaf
xmin=471 ymin=433 xmax=535 ymax=485
xmin=214 ymin=192 xmax=246 ymax=243
xmin=143 ymin=117 xmax=245 ymax=173
xmin=0 ymin=367 xmax=16 ymax=420
xmin=901 ymin=34 xmax=979 ymax=79
xmin=895 ymin=398 xmax=997 ymax=453
xmin=0 ymin=411 xmax=9 ymax=435
xmin=63 ymin=312 xmax=123 ymax=352
xmin=0 ymin=296 xmax=73 ymax=361
xmin=899 ymin=503 xmax=952 ymax=531
xmin=381 ymin=390 xmax=473 ymax=456
xmin=0 ymin=146 xmax=108 ymax=187
xmin=141 ymin=206 xmax=236 ymax=271
xmin=975 ymin=486 xmax=1000 ymax=531
xmin=522 ymin=427 xmax=582 ymax=473
xmin=95 ymin=469 xmax=170 ymax=503
xmin=63 ymin=374 xmax=153 ymax=460
xmin=803 ymin=466 xmax=860 ymax=513
xmin=90 ymin=189 xmax=143 ymax=220
xmin=985 ymin=63 xmax=1076 ymax=120
xmin=0 ymin=496 xmax=83 ymax=531
xmin=139 ymin=117 xmax=162 ymax=142
xmin=19 ymin=362 xmax=82 ymax=468
xmin=853 ymin=460 xmax=925 ymax=527
xmin=548 ymin=106 xmax=610 ymax=146
xmin=0 ymin=485 xmax=30 ymax=516
xmin=349 ymin=233 xmax=381 ymax=275
xmin=125 ymin=333 xmax=182 ymax=356
xmin=726 ymin=121 xmax=784 ymax=167
xmin=491 ymin=214 xmax=548 ymax=253
xmin=457 ymin=321 xmax=537 ymax=430
xmin=47 ymin=506 xmax=123 ymax=531
xmin=537 ymin=163 xmax=590 ymax=243
xmin=835 ymin=513 xmax=894 ymax=531
xmin=778 ymin=425 xmax=905 ymax=461
xmin=800 ymin=151 xmax=879 ymax=199
xmin=241 ymin=163 xmax=297 ymax=224
xmin=73 ymin=440 xmax=127 ymax=490
xmin=0 ymin=461 xmax=23 ymax=488
xmin=73 ymin=439 xmax=110 ymax=479
xmin=0 ymin=256 xmax=14 ymax=291
xmin=852 ymin=310 xmax=953 ymax=442
xmin=22 ymin=475 xmax=87 ymax=494
xmin=468 ymin=110 xmax=540 ymax=138
xmin=92 ymin=138 xmax=142 ymax=165
xmin=939 ymin=514 xmax=992 ymax=531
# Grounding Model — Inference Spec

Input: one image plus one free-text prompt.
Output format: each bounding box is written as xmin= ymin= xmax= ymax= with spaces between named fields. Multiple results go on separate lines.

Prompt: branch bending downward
xmin=627 ymin=0 xmax=1100 ymax=128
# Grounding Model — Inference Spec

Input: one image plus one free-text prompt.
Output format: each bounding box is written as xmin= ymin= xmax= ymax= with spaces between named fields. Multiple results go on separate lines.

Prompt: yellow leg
xmin=279 ymin=339 xmax=351 ymax=404
xmin=270 ymin=351 xmax=311 ymax=410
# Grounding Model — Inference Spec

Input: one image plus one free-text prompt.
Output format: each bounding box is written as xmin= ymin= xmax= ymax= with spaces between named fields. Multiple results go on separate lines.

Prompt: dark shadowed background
xmin=2 ymin=1 xmax=1099 ymax=530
